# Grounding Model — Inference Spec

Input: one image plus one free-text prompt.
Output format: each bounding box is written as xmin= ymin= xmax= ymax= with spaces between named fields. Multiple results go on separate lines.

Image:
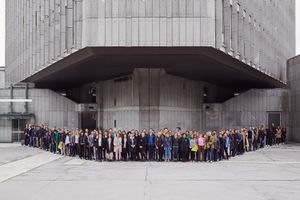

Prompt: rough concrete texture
xmin=0 ymin=87 xmax=78 ymax=142
xmin=97 ymin=69 xmax=202 ymax=131
xmin=288 ymin=55 xmax=300 ymax=142
xmin=96 ymin=69 xmax=289 ymax=134
xmin=0 ymin=143 xmax=299 ymax=200
xmin=6 ymin=0 xmax=295 ymax=83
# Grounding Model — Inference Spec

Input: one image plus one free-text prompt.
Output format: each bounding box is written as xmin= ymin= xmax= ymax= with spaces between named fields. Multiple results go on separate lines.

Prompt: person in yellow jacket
xmin=206 ymin=132 xmax=215 ymax=162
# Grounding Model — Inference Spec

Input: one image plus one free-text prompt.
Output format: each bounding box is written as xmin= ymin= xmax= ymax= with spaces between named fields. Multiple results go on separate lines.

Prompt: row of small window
xmin=226 ymin=0 xmax=268 ymax=34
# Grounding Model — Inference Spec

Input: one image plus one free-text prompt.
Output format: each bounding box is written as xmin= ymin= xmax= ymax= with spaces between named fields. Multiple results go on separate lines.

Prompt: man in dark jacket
xmin=180 ymin=133 xmax=189 ymax=162
xmin=147 ymin=128 xmax=155 ymax=161
xmin=128 ymin=132 xmax=137 ymax=161
xmin=122 ymin=132 xmax=128 ymax=161
xmin=155 ymin=132 xmax=164 ymax=162
xmin=23 ymin=124 xmax=30 ymax=146
xmin=138 ymin=131 xmax=147 ymax=161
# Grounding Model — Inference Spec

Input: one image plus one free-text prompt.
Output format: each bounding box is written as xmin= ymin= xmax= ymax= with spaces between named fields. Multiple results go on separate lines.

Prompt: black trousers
xmin=158 ymin=147 xmax=164 ymax=161
xmin=97 ymin=147 xmax=103 ymax=160
xmin=130 ymin=151 xmax=136 ymax=161
xmin=139 ymin=147 xmax=146 ymax=161
xmin=122 ymin=148 xmax=128 ymax=161
xmin=88 ymin=146 xmax=93 ymax=160
xmin=79 ymin=144 xmax=84 ymax=158
xmin=148 ymin=145 xmax=155 ymax=160
xmin=181 ymin=150 xmax=188 ymax=162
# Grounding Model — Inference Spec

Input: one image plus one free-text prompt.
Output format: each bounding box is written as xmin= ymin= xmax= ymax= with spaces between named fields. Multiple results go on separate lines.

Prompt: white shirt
xmin=98 ymin=137 xmax=102 ymax=146
xmin=65 ymin=135 xmax=70 ymax=145
xmin=75 ymin=135 xmax=79 ymax=144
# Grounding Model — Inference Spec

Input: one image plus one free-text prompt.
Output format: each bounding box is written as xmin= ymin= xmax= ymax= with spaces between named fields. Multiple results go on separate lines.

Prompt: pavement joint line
xmin=0 ymin=152 xmax=62 ymax=183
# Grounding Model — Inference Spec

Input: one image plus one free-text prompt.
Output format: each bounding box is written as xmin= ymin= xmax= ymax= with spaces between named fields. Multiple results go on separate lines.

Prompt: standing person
xmin=258 ymin=127 xmax=264 ymax=148
xmin=50 ymin=129 xmax=55 ymax=153
xmin=271 ymin=123 xmax=276 ymax=145
xmin=190 ymin=135 xmax=198 ymax=162
xmin=28 ymin=125 xmax=34 ymax=147
xmin=23 ymin=124 xmax=30 ymax=146
xmin=180 ymin=133 xmax=190 ymax=162
xmin=69 ymin=131 xmax=75 ymax=157
xmin=248 ymin=128 xmax=253 ymax=151
xmin=281 ymin=128 xmax=286 ymax=144
xmin=106 ymin=133 xmax=114 ymax=161
xmin=219 ymin=133 xmax=225 ymax=161
xmin=102 ymin=132 xmax=108 ymax=161
xmin=79 ymin=132 xmax=85 ymax=159
xmin=122 ymin=132 xmax=128 ymax=161
xmin=155 ymin=132 xmax=164 ymax=162
xmin=64 ymin=132 xmax=70 ymax=156
xmin=60 ymin=129 xmax=66 ymax=156
xmin=172 ymin=133 xmax=180 ymax=161
xmin=128 ymin=132 xmax=136 ymax=161
xmin=84 ymin=131 xmax=89 ymax=159
xmin=164 ymin=133 xmax=172 ymax=162
xmin=253 ymin=128 xmax=258 ymax=151
xmin=206 ymin=132 xmax=214 ymax=162
xmin=197 ymin=133 xmax=205 ymax=162
xmin=275 ymin=127 xmax=282 ymax=145
xmin=113 ymin=132 xmax=122 ymax=161
xmin=266 ymin=127 xmax=272 ymax=147
xmin=93 ymin=131 xmax=98 ymax=160
xmin=88 ymin=131 xmax=94 ymax=160
xmin=147 ymin=128 xmax=156 ymax=161
xmin=138 ymin=131 xmax=147 ymax=161
xmin=213 ymin=132 xmax=220 ymax=161
xmin=54 ymin=129 xmax=60 ymax=154
xmin=75 ymin=131 xmax=80 ymax=157
xmin=96 ymin=131 xmax=103 ymax=161
xmin=224 ymin=132 xmax=230 ymax=159
xmin=43 ymin=127 xmax=51 ymax=151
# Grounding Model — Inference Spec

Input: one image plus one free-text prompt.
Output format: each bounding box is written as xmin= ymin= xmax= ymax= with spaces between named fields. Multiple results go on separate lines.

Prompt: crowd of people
xmin=23 ymin=124 xmax=286 ymax=162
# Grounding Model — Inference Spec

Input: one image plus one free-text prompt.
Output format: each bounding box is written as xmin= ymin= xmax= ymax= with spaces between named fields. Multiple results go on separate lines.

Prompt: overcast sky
xmin=0 ymin=0 xmax=299 ymax=67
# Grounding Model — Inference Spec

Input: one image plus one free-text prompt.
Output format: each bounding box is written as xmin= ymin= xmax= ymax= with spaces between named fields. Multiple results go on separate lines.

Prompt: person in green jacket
xmin=55 ymin=129 xmax=59 ymax=153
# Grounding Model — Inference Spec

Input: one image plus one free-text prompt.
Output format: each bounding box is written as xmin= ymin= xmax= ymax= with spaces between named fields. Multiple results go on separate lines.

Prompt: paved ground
xmin=0 ymin=143 xmax=300 ymax=200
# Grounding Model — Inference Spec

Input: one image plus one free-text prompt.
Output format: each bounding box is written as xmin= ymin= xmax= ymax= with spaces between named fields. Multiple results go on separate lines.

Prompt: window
xmin=114 ymin=98 xmax=117 ymax=106
xmin=114 ymin=120 xmax=117 ymax=128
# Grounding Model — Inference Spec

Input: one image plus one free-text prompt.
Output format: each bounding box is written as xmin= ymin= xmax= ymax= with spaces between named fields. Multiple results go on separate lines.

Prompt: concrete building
xmin=2 ymin=0 xmax=296 ymax=141
xmin=0 ymin=66 xmax=4 ymax=88
xmin=288 ymin=55 xmax=300 ymax=142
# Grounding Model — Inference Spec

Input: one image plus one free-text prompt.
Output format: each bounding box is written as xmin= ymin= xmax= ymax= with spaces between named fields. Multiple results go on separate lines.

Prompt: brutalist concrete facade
xmin=97 ymin=68 xmax=203 ymax=131
xmin=0 ymin=86 xmax=78 ymax=142
xmin=3 ymin=0 xmax=296 ymax=138
xmin=288 ymin=55 xmax=300 ymax=142
xmin=6 ymin=0 xmax=295 ymax=83
xmin=96 ymin=70 xmax=290 ymax=134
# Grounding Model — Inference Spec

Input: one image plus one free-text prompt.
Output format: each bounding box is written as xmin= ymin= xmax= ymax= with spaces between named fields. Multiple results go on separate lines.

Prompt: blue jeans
xmin=173 ymin=146 xmax=179 ymax=161
xmin=207 ymin=148 xmax=214 ymax=161
xmin=164 ymin=146 xmax=171 ymax=160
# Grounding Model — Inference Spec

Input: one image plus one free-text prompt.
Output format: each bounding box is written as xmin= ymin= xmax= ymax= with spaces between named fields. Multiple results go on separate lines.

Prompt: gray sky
xmin=0 ymin=0 xmax=299 ymax=67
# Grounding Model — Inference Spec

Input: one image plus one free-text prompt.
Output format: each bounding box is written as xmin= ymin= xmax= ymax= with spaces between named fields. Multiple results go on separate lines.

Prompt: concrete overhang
xmin=23 ymin=47 xmax=286 ymax=90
